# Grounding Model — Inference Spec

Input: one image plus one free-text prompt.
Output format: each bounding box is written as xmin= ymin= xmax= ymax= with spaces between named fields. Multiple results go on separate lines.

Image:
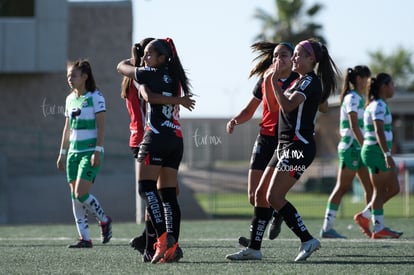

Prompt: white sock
xmin=322 ymin=209 xmax=337 ymax=231
xmin=81 ymin=194 xmax=108 ymax=223
xmin=372 ymin=213 xmax=384 ymax=232
xmin=72 ymin=198 xmax=90 ymax=241
xmin=361 ymin=203 xmax=372 ymax=218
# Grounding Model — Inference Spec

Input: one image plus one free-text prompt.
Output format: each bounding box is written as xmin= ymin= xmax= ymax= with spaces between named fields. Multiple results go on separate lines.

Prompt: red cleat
xmin=353 ymin=213 xmax=371 ymax=238
xmin=372 ymin=227 xmax=403 ymax=239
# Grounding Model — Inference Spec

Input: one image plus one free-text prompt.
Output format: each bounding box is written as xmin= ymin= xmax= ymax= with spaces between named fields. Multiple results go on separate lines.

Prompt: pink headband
xmin=299 ymin=40 xmax=316 ymax=61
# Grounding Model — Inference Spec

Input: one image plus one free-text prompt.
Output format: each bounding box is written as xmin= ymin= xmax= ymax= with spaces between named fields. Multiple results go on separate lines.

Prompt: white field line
xmin=0 ymin=237 xmax=413 ymax=244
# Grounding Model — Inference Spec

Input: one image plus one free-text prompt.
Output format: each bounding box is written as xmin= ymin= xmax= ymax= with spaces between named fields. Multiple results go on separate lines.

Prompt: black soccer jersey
xmin=135 ymin=66 xmax=182 ymax=137
xmin=278 ymin=72 xmax=322 ymax=144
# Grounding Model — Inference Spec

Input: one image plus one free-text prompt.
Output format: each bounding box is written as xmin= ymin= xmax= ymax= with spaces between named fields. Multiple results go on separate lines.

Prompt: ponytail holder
xmin=165 ymin=37 xmax=177 ymax=59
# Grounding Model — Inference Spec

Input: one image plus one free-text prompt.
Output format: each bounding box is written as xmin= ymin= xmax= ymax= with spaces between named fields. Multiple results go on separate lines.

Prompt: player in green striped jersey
xmin=57 ymin=59 xmax=112 ymax=248
xmin=361 ymin=73 xmax=402 ymax=239
xmin=321 ymin=66 xmax=373 ymax=238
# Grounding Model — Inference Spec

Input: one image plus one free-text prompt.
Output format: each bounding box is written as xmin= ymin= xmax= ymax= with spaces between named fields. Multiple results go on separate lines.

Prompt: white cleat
xmin=225 ymin=247 xmax=262 ymax=261
xmin=294 ymin=238 xmax=321 ymax=262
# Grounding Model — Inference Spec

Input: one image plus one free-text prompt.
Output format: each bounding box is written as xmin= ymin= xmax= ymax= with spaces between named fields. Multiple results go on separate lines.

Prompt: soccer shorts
xmin=138 ymin=131 xmax=183 ymax=170
xmin=66 ymin=151 xmax=103 ymax=183
xmin=338 ymin=143 xmax=364 ymax=171
xmin=361 ymin=144 xmax=390 ymax=174
xmin=249 ymin=134 xmax=278 ymax=170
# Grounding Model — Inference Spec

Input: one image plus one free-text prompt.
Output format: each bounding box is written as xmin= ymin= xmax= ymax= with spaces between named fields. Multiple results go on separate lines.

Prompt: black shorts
xmin=249 ymin=134 xmax=278 ymax=170
xmin=268 ymin=139 xmax=316 ymax=179
xmin=131 ymin=146 xmax=139 ymax=158
xmin=137 ymin=131 xmax=183 ymax=170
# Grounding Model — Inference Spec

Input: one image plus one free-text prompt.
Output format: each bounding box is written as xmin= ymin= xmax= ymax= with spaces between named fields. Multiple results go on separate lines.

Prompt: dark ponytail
xmin=121 ymin=37 xmax=154 ymax=99
xmin=367 ymin=73 xmax=392 ymax=105
xmin=340 ymin=65 xmax=371 ymax=103
xmin=313 ymin=40 xmax=340 ymax=103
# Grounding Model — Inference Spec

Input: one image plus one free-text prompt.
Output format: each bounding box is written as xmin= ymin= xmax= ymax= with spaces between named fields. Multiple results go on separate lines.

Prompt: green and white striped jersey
xmin=64 ymin=90 xmax=106 ymax=153
xmin=363 ymin=98 xmax=392 ymax=149
xmin=338 ymin=90 xmax=365 ymax=150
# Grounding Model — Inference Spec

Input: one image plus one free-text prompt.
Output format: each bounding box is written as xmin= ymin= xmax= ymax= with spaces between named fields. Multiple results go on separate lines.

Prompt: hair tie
xmin=165 ymin=37 xmax=177 ymax=59
xmin=299 ymin=40 xmax=316 ymax=61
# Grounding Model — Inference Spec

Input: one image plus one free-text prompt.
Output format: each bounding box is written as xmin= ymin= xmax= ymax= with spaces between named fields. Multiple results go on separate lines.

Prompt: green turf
xmin=195 ymin=193 xmax=414 ymax=218
xmin=0 ymin=219 xmax=413 ymax=274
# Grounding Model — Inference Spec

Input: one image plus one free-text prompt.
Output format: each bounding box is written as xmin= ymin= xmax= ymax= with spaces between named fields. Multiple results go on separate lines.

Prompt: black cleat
xmin=68 ymin=239 xmax=93 ymax=248
xmin=268 ymin=214 xmax=283 ymax=240
xmin=129 ymin=235 xmax=146 ymax=254
xmin=100 ymin=216 xmax=112 ymax=244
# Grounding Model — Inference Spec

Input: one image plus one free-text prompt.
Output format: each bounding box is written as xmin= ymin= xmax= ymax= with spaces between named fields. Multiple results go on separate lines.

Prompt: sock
xmin=159 ymin=187 xmax=181 ymax=242
xmin=145 ymin=218 xmax=156 ymax=253
xmin=279 ymin=201 xmax=313 ymax=242
xmin=71 ymin=193 xmax=90 ymax=241
xmin=361 ymin=203 xmax=372 ymax=219
xmin=248 ymin=207 xmax=273 ymax=250
xmin=138 ymin=180 xmax=166 ymax=237
xmin=372 ymin=208 xmax=384 ymax=232
xmin=79 ymin=193 xmax=108 ymax=223
xmin=322 ymin=203 xmax=339 ymax=231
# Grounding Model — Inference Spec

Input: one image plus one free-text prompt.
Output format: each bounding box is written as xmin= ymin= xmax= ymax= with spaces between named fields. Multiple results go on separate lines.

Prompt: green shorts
xmin=338 ymin=144 xmax=364 ymax=171
xmin=361 ymin=144 xmax=390 ymax=174
xmin=66 ymin=151 xmax=104 ymax=183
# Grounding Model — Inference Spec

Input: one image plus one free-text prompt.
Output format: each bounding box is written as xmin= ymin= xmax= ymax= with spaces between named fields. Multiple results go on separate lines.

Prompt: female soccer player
xmin=321 ymin=65 xmax=373 ymax=238
xmin=361 ymin=73 xmax=402 ymax=239
xmin=226 ymin=41 xmax=298 ymax=246
xmin=226 ymin=38 xmax=340 ymax=262
xmin=57 ymin=59 xmax=112 ymax=248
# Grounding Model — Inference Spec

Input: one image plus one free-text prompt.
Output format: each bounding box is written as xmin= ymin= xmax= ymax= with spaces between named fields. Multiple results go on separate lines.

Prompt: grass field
xmin=0 ymin=218 xmax=413 ymax=275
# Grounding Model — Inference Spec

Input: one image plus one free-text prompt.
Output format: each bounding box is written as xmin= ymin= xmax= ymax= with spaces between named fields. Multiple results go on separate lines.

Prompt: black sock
xmin=145 ymin=218 xmax=156 ymax=252
xmin=249 ymin=207 xmax=273 ymax=250
xmin=138 ymin=180 xmax=166 ymax=237
xmin=278 ymin=201 xmax=313 ymax=242
xmin=159 ymin=187 xmax=181 ymax=242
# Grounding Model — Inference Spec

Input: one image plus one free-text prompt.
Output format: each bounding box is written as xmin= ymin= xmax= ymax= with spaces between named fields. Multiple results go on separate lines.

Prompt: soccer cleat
xmin=238 ymin=236 xmax=249 ymax=247
xmin=159 ymin=243 xmax=180 ymax=263
xmin=320 ymin=228 xmax=346 ymax=239
xmin=151 ymin=233 xmax=176 ymax=264
xmin=294 ymin=238 xmax=321 ymax=262
xmin=372 ymin=227 xmax=403 ymax=239
xmin=129 ymin=235 xmax=146 ymax=254
xmin=225 ymin=248 xmax=262 ymax=261
xmin=268 ymin=214 xmax=283 ymax=240
xmin=171 ymin=245 xmax=184 ymax=262
xmin=354 ymin=213 xmax=371 ymax=238
xmin=99 ymin=216 xmax=112 ymax=244
xmin=142 ymin=249 xmax=154 ymax=263
xmin=68 ymin=239 xmax=93 ymax=248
